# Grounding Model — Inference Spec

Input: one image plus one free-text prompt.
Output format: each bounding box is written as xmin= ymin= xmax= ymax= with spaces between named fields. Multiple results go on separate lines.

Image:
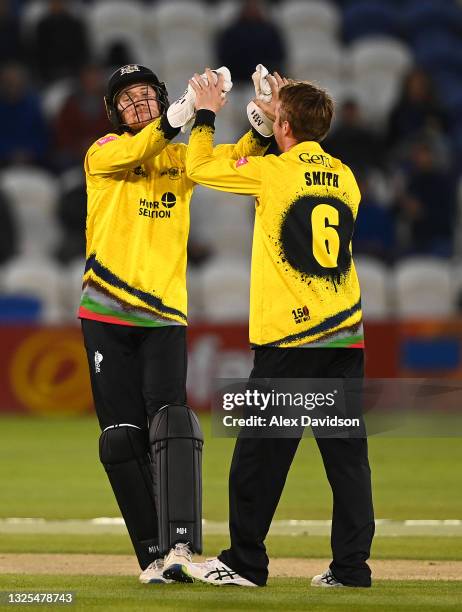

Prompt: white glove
xmin=247 ymin=64 xmax=273 ymax=137
xmin=167 ymin=66 xmax=233 ymax=133
xmin=247 ymin=101 xmax=273 ymax=137
xmin=252 ymin=63 xmax=272 ymax=103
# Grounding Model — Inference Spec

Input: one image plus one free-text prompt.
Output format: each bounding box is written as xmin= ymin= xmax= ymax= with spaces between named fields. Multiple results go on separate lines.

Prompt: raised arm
xmin=198 ymin=67 xmax=289 ymax=162
xmin=186 ymin=109 xmax=263 ymax=196
xmin=212 ymin=128 xmax=270 ymax=162
xmin=85 ymin=116 xmax=179 ymax=176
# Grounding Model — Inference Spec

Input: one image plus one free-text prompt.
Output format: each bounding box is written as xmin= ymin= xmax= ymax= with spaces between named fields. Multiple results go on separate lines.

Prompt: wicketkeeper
xmin=79 ymin=63 xmax=273 ymax=584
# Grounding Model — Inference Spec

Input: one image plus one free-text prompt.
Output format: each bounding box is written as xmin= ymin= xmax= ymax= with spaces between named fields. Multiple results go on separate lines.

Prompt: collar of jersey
xmin=283 ymin=141 xmax=325 ymax=157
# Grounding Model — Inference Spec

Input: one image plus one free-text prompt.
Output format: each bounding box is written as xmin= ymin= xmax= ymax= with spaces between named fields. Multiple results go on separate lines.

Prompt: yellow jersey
xmin=186 ymin=111 xmax=364 ymax=348
xmin=79 ymin=115 xmax=270 ymax=326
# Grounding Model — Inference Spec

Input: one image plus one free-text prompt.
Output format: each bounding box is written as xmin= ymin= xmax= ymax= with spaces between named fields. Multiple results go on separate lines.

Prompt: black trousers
xmin=219 ymin=347 xmax=375 ymax=587
xmin=81 ymin=320 xmax=187 ymax=430
xmin=81 ymin=319 xmax=187 ymax=568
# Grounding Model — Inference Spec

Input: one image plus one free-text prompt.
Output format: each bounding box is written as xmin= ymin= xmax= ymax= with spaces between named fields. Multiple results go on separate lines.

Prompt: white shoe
xmin=311 ymin=569 xmax=345 ymax=587
xmin=183 ymin=557 xmax=257 ymax=587
xmin=139 ymin=559 xmax=172 ymax=584
xmin=162 ymin=542 xmax=194 ymax=583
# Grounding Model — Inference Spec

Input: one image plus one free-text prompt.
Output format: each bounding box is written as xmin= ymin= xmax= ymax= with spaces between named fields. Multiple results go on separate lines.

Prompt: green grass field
xmin=0 ymin=414 xmax=461 ymax=611
xmin=1 ymin=415 xmax=461 ymax=520
xmin=1 ymin=576 xmax=462 ymax=612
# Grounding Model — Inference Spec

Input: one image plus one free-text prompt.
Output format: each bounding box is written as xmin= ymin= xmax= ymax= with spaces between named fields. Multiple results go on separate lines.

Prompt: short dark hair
xmin=279 ymin=81 xmax=334 ymax=143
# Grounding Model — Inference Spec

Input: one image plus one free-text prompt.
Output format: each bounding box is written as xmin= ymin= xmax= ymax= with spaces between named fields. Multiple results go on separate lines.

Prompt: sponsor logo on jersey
xmin=299 ymin=152 xmax=333 ymax=168
xmin=94 ymin=350 xmax=103 ymax=373
xmin=292 ymin=305 xmax=310 ymax=325
xmin=133 ymin=165 xmax=148 ymax=177
xmin=236 ymin=157 xmax=248 ymax=168
xmin=160 ymin=167 xmax=184 ymax=180
xmin=161 ymin=192 xmax=176 ymax=208
xmin=97 ymin=135 xmax=118 ymax=147
xmin=176 ymin=527 xmax=188 ymax=535
xmin=138 ymin=193 xmax=176 ymax=218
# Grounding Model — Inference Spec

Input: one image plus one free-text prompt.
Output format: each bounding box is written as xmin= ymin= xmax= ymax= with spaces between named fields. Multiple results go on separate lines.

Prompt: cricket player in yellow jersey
xmin=79 ymin=64 xmax=272 ymax=585
xmin=181 ymin=76 xmax=375 ymax=588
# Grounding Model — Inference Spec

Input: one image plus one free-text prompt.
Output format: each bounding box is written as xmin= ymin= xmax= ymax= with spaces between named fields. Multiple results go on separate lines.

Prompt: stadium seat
xmin=402 ymin=0 xmax=462 ymax=41
xmin=443 ymin=88 xmax=462 ymax=123
xmin=152 ymin=0 xmax=210 ymax=54
xmin=88 ymin=1 xmax=147 ymax=65
xmin=2 ymin=256 xmax=65 ymax=323
xmin=41 ymin=78 xmax=74 ymax=120
xmin=186 ymin=265 xmax=203 ymax=323
xmin=413 ymin=32 xmax=462 ymax=77
xmin=213 ymin=0 xmax=241 ymax=30
xmin=135 ymin=5 xmax=162 ymax=69
xmin=225 ymin=83 xmax=255 ymax=135
xmin=214 ymin=114 xmax=243 ymax=146
xmin=151 ymin=0 xmax=210 ymax=82
xmin=160 ymin=48 xmax=210 ymax=91
xmin=20 ymin=1 xmax=89 ymax=42
xmin=162 ymin=75 xmax=192 ymax=107
xmin=394 ymin=257 xmax=457 ymax=318
xmin=19 ymin=0 xmax=48 ymax=38
xmin=355 ymin=256 xmax=392 ymax=320
xmin=0 ymin=168 xmax=60 ymax=257
xmin=342 ymin=1 xmax=401 ymax=43
xmin=199 ymin=256 xmax=250 ymax=322
xmin=59 ymin=165 xmax=86 ymax=195
xmin=452 ymin=177 xmax=462 ymax=257
xmin=153 ymin=0 xmax=209 ymax=31
xmin=350 ymin=36 xmax=413 ymax=83
xmin=213 ymin=98 xmax=245 ymax=144
xmin=450 ymin=123 xmax=462 ymax=175
xmin=191 ymin=186 xmax=253 ymax=259
xmin=279 ymin=0 xmax=340 ymax=42
xmin=433 ymin=71 xmax=462 ymax=101
xmin=290 ymin=40 xmax=345 ymax=102
xmin=349 ymin=37 xmax=413 ymax=122
xmin=63 ymin=257 xmax=85 ymax=323
xmin=0 ymin=295 xmax=42 ymax=323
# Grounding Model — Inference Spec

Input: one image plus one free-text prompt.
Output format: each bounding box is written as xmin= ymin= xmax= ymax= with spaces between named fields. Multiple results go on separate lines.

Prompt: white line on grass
xmin=1 ymin=518 xmax=461 ymax=536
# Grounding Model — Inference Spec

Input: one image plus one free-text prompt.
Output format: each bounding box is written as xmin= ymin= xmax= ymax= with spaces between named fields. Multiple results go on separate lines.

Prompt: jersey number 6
xmin=311 ymin=204 xmax=340 ymax=268
xmin=279 ymin=194 xmax=354 ymax=279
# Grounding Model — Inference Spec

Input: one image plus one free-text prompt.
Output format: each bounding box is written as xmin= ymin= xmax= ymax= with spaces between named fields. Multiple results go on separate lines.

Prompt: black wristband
xmin=251 ymin=126 xmax=274 ymax=146
xmin=159 ymin=114 xmax=180 ymax=140
xmin=193 ymin=109 xmax=216 ymax=129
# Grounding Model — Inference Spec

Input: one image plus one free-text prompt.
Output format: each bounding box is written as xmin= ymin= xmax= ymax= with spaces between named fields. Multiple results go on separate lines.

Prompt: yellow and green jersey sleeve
xmin=80 ymin=114 xmax=271 ymax=327
xmin=186 ymin=110 xmax=364 ymax=348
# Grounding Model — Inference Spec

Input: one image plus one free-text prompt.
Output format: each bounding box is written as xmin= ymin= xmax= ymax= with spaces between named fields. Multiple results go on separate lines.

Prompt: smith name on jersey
xmin=79 ymin=115 xmax=269 ymax=327
xmin=186 ymin=110 xmax=364 ymax=348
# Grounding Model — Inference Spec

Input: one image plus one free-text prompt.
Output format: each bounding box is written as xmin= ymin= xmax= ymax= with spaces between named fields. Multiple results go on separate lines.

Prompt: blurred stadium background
xmin=1 ymin=2 xmax=462 ymax=607
xmin=2 ymin=0 xmax=462 ymax=415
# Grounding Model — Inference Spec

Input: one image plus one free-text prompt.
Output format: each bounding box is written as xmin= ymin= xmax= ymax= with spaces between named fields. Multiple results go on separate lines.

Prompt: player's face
xmin=116 ymin=83 xmax=160 ymax=132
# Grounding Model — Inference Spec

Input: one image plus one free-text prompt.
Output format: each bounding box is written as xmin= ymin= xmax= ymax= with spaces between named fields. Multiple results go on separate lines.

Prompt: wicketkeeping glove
xmin=246 ymin=64 xmax=273 ymax=137
xmin=252 ymin=63 xmax=272 ymax=102
xmin=167 ymin=66 xmax=233 ymax=133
